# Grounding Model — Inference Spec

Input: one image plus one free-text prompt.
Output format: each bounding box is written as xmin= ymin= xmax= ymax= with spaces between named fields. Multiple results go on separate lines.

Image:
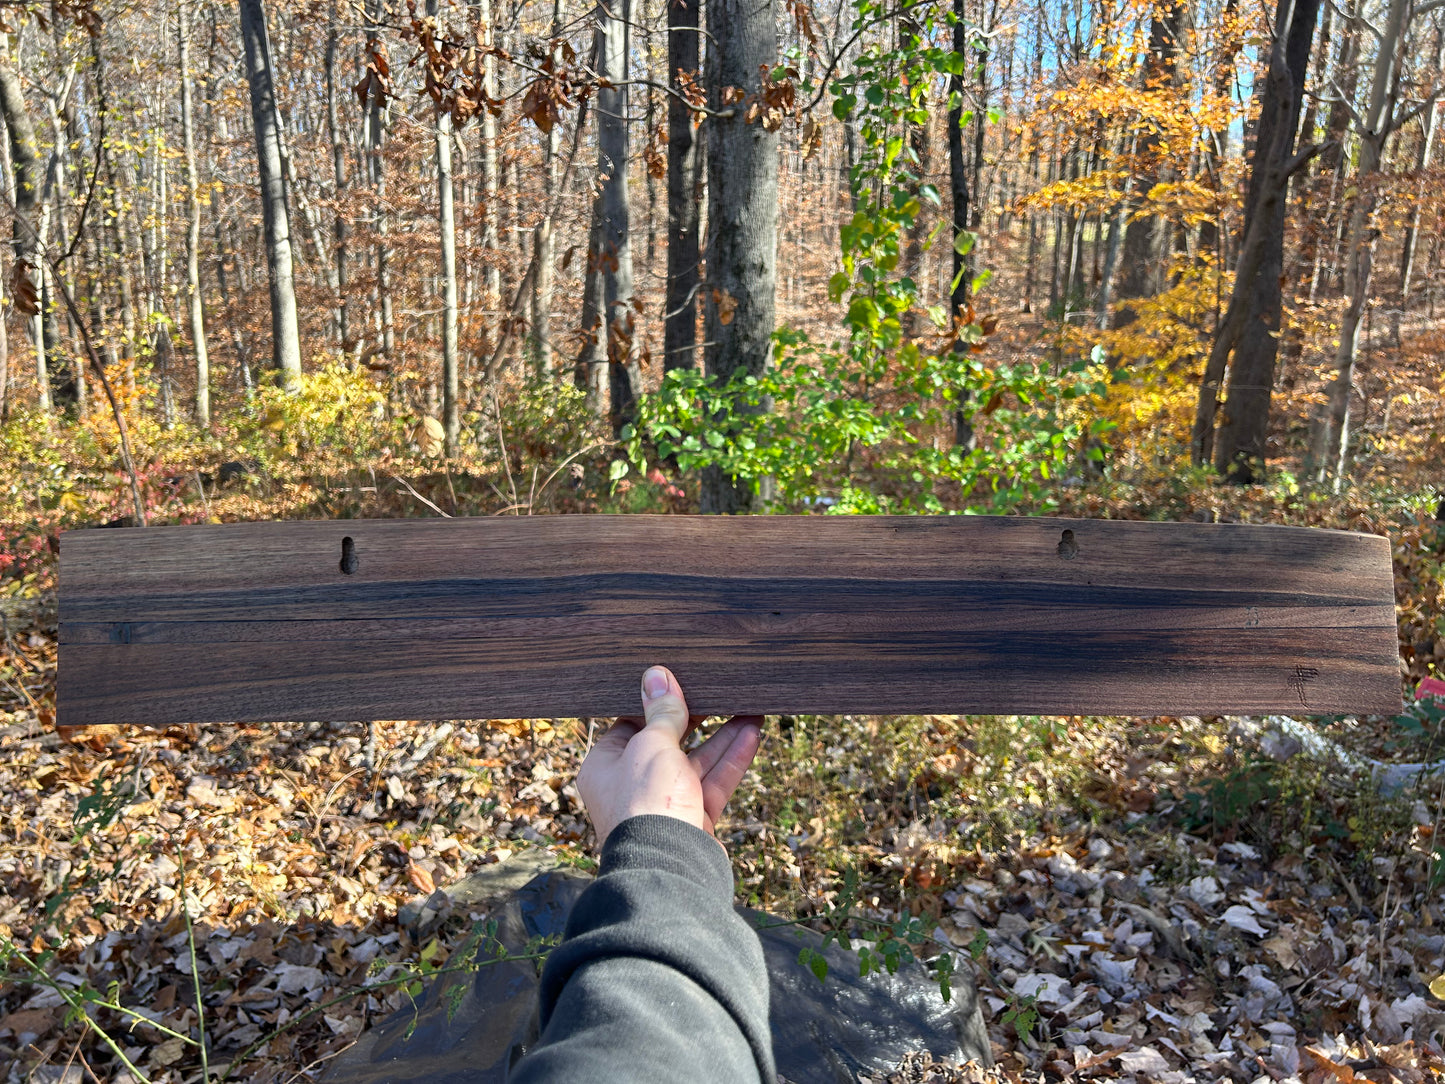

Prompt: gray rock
xmin=325 ymin=865 xmax=991 ymax=1084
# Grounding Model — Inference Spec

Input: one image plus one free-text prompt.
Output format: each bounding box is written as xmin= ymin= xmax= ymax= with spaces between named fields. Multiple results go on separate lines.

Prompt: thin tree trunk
xmin=239 ymin=0 xmax=303 ymax=387
xmin=594 ymin=0 xmax=639 ymax=433
xmin=1116 ymin=0 xmax=1184 ymax=322
xmin=531 ymin=0 xmax=563 ymax=377
xmin=106 ymin=153 xmax=138 ymax=389
xmin=429 ymin=0 xmax=459 ymax=455
xmin=1400 ymin=28 xmax=1443 ymax=307
xmin=663 ymin=0 xmax=701 ymax=372
xmin=479 ymin=0 xmax=500 ymax=339
xmin=576 ymin=200 xmax=607 ymax=408
xmin=179 ymin=0 xmax=210 ymax=425
xmin=0 ymin=57 xmax=44 ymax=410
xmin=644 ymin=0 xmax=658 ymax=264
xmin=362 ymin=0 xmax=393 ymax=358
xmin=948 ymin=0 xmax=975 ymax=449
xmin=325 ymin=0 xmax=351 ymax=349
xmin=1304 ymin=0 xmax=1411 ymax=484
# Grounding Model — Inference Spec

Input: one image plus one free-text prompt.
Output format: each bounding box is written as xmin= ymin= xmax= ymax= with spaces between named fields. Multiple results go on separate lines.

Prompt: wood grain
xmin=57 ymin=515 xmax=1402 ymax=724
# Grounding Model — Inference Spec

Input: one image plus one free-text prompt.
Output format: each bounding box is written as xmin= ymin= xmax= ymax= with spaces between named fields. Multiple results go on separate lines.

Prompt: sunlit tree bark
xmin=663 ymin=0 xmax=701 ymax=372
xmin=699 ymin=0 xmax=776 ymax=513
xmin=239 ymin=0 xmax=302 ymax=388
xmin=179 ymin=0 xmax=211 ymax=425
xmin=0 ymin=54 xmax=47 ymax=411
xmin=428 ymin=0 xmax=459 ymax=456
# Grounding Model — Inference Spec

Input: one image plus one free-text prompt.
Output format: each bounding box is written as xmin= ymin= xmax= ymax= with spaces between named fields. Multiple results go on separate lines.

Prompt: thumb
xmin=640 ymin=665 xmax=690 ymax=742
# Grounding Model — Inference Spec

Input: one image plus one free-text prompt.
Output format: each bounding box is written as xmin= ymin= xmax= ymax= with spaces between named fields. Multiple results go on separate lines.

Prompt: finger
xmin=696 ymin=718 xmax=762 ymax=826
xmin=640 ymin=665 xmax=690 ymax=742
xmin=589 ymin=718 xmax=641 ymax=758
xmin=688 ymin=715 xmax=761 ymax=777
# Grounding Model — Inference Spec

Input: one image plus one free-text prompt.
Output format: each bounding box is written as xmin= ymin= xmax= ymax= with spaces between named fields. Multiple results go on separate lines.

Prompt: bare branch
xmin=1326 ymin=76 xmax=1364 ymax=127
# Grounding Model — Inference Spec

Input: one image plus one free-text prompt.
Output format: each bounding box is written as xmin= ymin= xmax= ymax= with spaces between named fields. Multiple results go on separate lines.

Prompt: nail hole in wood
xmin=339 ymin=536 xmax=358 ymax=574
xmin=1057 ymin=529 xmax=1078 ymax=560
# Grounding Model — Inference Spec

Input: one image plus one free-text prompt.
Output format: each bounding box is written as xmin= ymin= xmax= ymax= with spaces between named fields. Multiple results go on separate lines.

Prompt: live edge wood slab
xmin=57 ymin=515 xmax=1401 ymax=726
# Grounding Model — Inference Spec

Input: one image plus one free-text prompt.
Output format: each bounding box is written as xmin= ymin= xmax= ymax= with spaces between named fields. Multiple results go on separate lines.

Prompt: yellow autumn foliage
xmin=1062 ymin=258 xmax=1227 ymax=468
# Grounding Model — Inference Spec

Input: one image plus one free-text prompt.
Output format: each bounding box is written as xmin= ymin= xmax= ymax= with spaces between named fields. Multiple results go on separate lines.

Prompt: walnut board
xmin=57 ymin=516 xmax=1402 ymax=725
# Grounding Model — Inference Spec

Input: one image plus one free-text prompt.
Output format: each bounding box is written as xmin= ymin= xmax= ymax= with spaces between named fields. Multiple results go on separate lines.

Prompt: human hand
xmin=577 ymin=665 xmax=763 ymax=846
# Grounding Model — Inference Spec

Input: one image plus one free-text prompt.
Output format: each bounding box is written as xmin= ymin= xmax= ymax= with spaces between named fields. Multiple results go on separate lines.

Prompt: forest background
xmin=2 ymin=0 xmax=1445 ymax=1076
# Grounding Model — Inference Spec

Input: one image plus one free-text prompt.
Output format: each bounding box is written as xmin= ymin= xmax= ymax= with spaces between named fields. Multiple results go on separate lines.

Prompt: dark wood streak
xmin=58 ymin=574 xmax=1392 ymax=628
xmin=57 ymin=515 xmax=1402 ymax=725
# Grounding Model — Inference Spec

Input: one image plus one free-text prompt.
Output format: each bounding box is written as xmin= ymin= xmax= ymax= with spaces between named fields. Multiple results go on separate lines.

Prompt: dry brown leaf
xmin=414 ymin=416 xmax=446 ymax=457
xmin=712 ymin=288 xmax=737 ymax=325
xmin=407 ymin=859 xmax=436 ymax=896
xmin=8 ymin=259 xmax=39 ymax=316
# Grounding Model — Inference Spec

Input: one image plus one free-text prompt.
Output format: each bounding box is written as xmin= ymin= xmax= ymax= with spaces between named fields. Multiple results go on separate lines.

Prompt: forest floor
xmin=4 ymin=667 xmax=1445 ymax=1084
xmin=3 ymin=405 xmax=1445 ymax=1082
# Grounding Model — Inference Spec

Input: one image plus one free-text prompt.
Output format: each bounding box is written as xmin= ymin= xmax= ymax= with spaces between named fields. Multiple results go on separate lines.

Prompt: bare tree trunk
xmin=1199 ymin=0 xmax=1320 ymax=478
xmin=948 ymin=0 xmax=975 ymax=449
xmin=429 ymin=0 xmax=459 ymax=455
xmin=531 ymin=0 xmax=563 ymax=377
xmin=576 ymin=204 xmax=607 ymax=408
xmin=179 ymin=0 xmax=210 ymax=425
xmin=1400 ymin=28 xmax=1443 ymax=307
xmin=1095 ymin=136 xmax=1135 ymax=326
xmin=362 ymin=0 xmax=393 ymax=358
xmin=663 ymin=0 xmax=701 ymax=372
xmin=594 ymin=0 xmax=639 ymax=433
xmin=325 ymin=0 xmax=351 ymax=349
xmin=643 ymin=0 xmax=658 ymax=264
xmin=479 ymin=0 xmax=500 ymax=343
xmin=105 ymin=152 xmax=138 ymax=389
xmin=0 ymin=57 xmax=44 ymax=410
xmin=1315 ymin=0 xmax=1361 ymax=293
xmin=41 ymin=55 xmax=81 ymax=414
xmin=699 ymin=0 xmax=777 ymax=513
xmin=239 ymin=0 xmax=303 ymax=388
xmin=204 ymin=14 xmax=252 ymax=394
xmin=1304 ymin=0 xmax=1413 ymax=484
xmin=1115 ymin=0 xmax=1185 ymax=323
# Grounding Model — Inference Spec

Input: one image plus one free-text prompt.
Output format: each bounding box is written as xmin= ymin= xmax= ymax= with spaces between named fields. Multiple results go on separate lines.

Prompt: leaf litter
xmin=3 ymin=618 xmax=1445 ymax=1082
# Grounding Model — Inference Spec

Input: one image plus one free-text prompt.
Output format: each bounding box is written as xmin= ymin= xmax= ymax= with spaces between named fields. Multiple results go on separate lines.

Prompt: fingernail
xmin=642 ymin=667 xmax=670 ymax=701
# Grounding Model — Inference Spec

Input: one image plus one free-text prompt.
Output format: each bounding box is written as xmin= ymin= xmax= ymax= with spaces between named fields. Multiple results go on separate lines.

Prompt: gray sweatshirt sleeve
xmin=510 ymin=815 xmax=776 ymax=1083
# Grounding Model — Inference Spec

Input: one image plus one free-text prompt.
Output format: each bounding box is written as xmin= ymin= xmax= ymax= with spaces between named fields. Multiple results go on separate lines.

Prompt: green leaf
xmin=799 ymin=947 xmax=829 ymax=984
xmin=607 ymin=459 xmax=629 ymax=482
xmin=953 ymin=230 xmax=976 ymax=257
